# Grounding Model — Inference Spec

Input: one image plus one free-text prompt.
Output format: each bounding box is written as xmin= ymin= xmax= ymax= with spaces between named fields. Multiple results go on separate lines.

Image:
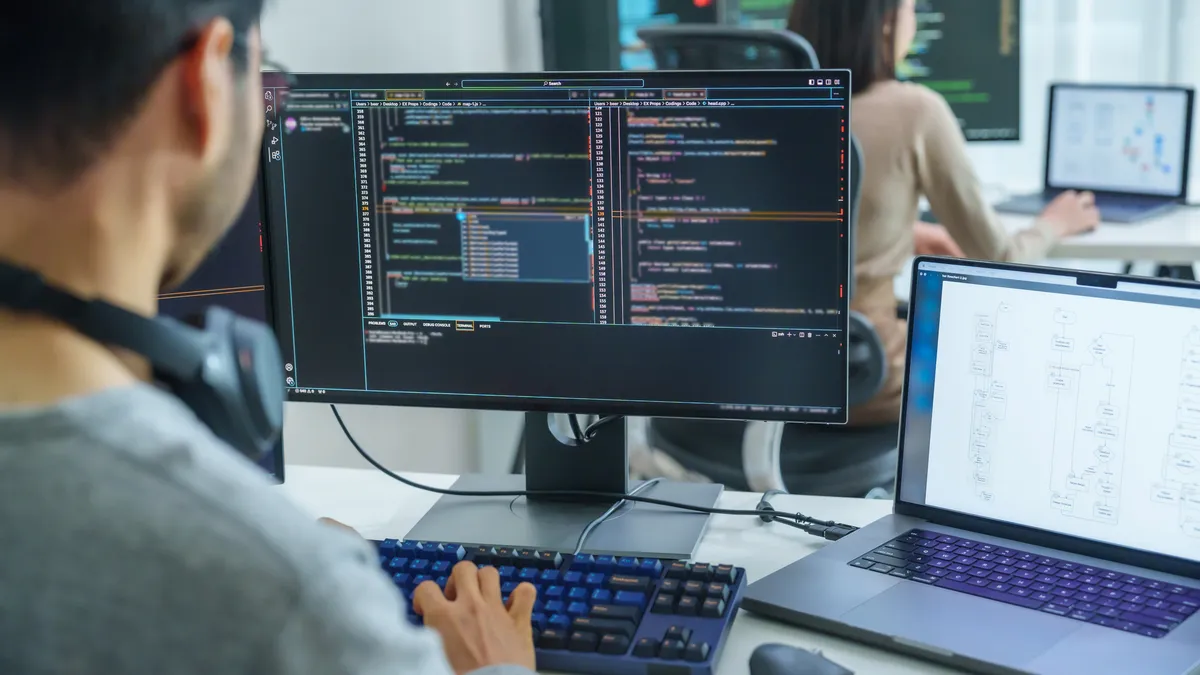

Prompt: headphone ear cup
xmin=161 ymin=307 xmax=284 ymax=460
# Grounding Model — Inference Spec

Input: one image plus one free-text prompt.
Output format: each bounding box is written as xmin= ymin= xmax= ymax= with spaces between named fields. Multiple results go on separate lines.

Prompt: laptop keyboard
xmin=849 ymin=529 xmax=1200 ymax=639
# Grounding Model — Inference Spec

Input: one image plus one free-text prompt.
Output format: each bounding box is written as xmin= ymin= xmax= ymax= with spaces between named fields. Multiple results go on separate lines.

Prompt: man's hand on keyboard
xmin=414 ymin=561 xmax=537 ymax=675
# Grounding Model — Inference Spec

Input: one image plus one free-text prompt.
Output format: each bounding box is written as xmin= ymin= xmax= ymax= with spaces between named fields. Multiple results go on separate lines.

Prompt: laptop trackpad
xmin=842 ymin=582 xmax=1078 ymax=667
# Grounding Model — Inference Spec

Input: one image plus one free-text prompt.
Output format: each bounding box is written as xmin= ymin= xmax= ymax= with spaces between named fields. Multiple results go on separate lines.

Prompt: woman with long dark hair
xmin=790 ymin=0 xmax=1100 ymax=426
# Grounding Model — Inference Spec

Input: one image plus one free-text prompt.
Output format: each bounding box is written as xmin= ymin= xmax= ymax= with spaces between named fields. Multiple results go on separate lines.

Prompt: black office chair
xmin=636 ymin=25 xmax=819 ymax=70
xmin=630 ymin=29 xmax=899 ymax=497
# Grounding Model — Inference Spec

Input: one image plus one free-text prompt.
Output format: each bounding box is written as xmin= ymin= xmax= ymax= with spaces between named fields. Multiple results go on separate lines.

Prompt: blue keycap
xmin=498 ymin=566 xmax=516 ymax=581
xmin=392 ymin=573 xmax=410 ymax=587
xmin=567 ymin=587 xmax=589 ymax=602
xmin=614 ymin=590 xmax=645 ymax=608
xmin=379 ymin=555 xmax=388 ymax=567
xmin=590 ymin=589 xmax=613 ymax=605
xmin=409 ymin=559 xmax=430 ymax=573
xmin=548 ymin=613 xmax=571 ymax=629
xmin=545 ymin=600 xmax=566 ymax=614
xmin=435 ymin=576 xmax=448 ymax=588
xmin=544 ymin=585 xmax=565 ymax=600
xmin=379 ymin=539 xmax=399 ymax=557
xmin=617 ymin=557 xmax=639 ymax=571
xmin=531 ymin=613 xmax=547 ymax=630
xmin=562 ymin=571 xmax=583 ymax=586
xmin=431 ymin=561 xmax=451 ymax=575
xmin=539 ymin=569 xmax=560 ymax=584
xmin=639 ymin=559 xmax=664 ymax=577
xmin=411 ymin=574 xmax=433 ymax=588
xmin=501 ymin=581 xmax=519 ymax=594
xmin=594 ymin=556 xmax=616 ymax=571
xmin=571 ymin=555 xmax=595 ymax=571
xmin=567 ymin=601 xmax=589 ymax=617
xmin=417 ymin=542 xmax=440 ymax=559
xmin=517 ymin=568 xmax=539 ymax=582
xmin=585 ymin=573 xmax=606 ymax=587
xmin=439 ymin=544 xmax=465 ymax=562
xmin=388 ymin=557 xmax=410 ymax=572
xmin=400 ymin=541 xmax=419 ymax=555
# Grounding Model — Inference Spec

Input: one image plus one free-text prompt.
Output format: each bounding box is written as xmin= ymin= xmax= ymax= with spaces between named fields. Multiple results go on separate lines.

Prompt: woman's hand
xmin=914 ymin=221 xmax=966 ymax=257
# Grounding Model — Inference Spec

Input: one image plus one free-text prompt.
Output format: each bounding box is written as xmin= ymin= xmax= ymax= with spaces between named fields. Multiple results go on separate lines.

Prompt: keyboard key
xmin=713 ymin=564 xmax=738 ymax=583
xmin=1119 ymin=611 xmax=1177 ymax=632
xmin=561 ymin=571 xmax=583 ymax=586
xmin=613 ymin=591 xmax=645 ymax=609
xmin=544 ymin=585 xmax=565 ymax=600
xmin=539 ymin=569 xmax=560 ymax=584
xmin=870 ymin=563 xmax=894 ymax=574
xmin=594 ymin=556 xmax=616 ymax=571
xmin=584 ymin=573 xmax=605 ymax=588
xmin=705 ymin=582 xmax=731 ymax=601
xmin=652 ymin=593 xmax=676 ymax=614
xmin=566 ymin=587 xmax=588 ymax=602
xmin=936 ymin=578 xmax=1047 ymax=609
xmin=633 ymin=637 xmax=660 ymax=658
xmin=568 ymin=631 xmax=599 ymax=653
xmin=439 ymin=544 xmax=465 ymax=562
xmin=701 ymin=598 xmax=727 ymax=618
xmin=538 ymin=628 xmax=568 ymax=650
xmin=572 ymin=616 xmax=638 ymax=639
xmin=659 ymin=639 xmax=686 ymax=660
xmin=590 ymin=604 xmax=641 ymax=621
xmin=531 ymin=613 xmax=547 ymax=630
xmin=548 ymin=613 xmax=571 ymax=630
xmin=665 ymin=625 xmax=693 ymax=642
xmin=570 ymin=554 xmax=594 ymax=571
xmin=639 ymin=559 xmax=664 ymax=577
xmin=537 ymin=551 xmax=563 ymax=569
xmin=677 ymin=595 xmax=700 ymax=615
xmin=690 ymin=563 xmax=714 ymax=580
xmin=665 ymin=561 xmax=689 ymax=579
xmin=545 ymin=600 xmax=565 ymax=614
xmin=566 ymin=602 xmax=589 ymax=617
xmin=684 ymin=641 xmax=712 ymax=663
xmin=660 ymin=579 xmax=681 ymax=594
xmin=598 ymin=633 xmax=630 ymax=655
xmin=1042 ymin=604 xmax=1070 ymax=616
xmin=388 ymin=558 xmax=410 ymax=572
xmin=609 ymin=575 xmax=652 ymax=593
xmin=517 ymin=568 xmax=539 ymax=583
xmin=682 ymin=580 xmax=705 ymax=596
xmin=470 ymin=546 xmax=495 ymax=565
xmin=590 ymin=589 xmax=612 ymax=605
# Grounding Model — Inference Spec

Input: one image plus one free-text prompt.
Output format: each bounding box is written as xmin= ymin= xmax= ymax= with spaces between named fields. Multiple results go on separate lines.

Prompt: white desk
xmin=998 ymin=210 xmax=1200 ymax=263
xmin=281 ymin=465 xmax=962 ymax=675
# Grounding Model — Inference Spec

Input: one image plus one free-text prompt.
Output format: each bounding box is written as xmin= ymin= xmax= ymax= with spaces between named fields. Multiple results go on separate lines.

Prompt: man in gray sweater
xmin=0 ymin=2 xmax=537 ymax=674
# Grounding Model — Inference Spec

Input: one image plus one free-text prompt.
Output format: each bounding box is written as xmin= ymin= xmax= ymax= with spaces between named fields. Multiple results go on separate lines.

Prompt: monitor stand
xmin=403 ymin=413 xmax=722 ymax=560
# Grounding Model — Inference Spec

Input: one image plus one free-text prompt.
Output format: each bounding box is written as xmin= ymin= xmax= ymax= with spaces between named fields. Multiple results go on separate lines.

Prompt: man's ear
xmin=177 ymin=17 xmax=238 ymax=164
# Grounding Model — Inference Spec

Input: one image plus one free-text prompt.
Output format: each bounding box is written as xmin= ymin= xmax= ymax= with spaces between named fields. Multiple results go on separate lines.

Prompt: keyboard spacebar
xmin=934 ymin=579 xmax=1045 ymax=610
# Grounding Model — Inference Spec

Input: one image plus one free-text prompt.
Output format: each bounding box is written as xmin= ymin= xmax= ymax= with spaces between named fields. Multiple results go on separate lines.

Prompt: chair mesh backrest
xmin=636 ymin=26 xmax=819 ymax=71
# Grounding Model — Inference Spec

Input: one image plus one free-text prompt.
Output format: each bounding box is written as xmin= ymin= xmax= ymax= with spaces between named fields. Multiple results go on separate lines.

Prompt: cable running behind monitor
xmin=260 ymin=69 xmax=851 ymax=557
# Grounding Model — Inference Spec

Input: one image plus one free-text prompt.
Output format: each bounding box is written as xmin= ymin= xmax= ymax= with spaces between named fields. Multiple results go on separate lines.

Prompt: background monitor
xmin=1046 ymin=84 xmax=1194 ymax=198
xmin=540 ymin=0 xmax=720 ymax=71
xmin=260 ymin=70 xmax=851 ymax=424
xmin=724 ymin=0 xmax=792 ymax=30
xmin=159 ymin=182 xmax=285 ymax=481
xmin=899 ymin=0 xmax=1022 ymax=142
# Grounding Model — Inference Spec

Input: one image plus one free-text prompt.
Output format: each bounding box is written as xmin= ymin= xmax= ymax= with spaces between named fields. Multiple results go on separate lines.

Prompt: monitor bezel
xmin=254 ymin=161 xmax=287 ymax=484
xmin=895 ymin=255 xmax=1200 ymax=580
xmin=1042 ymin=82 xmax=1196 ymax=200
xmin=258 ymin=68 xmax=853 ymax=424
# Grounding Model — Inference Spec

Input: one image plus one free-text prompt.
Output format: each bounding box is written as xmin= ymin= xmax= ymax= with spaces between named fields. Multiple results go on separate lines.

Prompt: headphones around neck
xmin=0 ymin=260 xmax=284 ymax=460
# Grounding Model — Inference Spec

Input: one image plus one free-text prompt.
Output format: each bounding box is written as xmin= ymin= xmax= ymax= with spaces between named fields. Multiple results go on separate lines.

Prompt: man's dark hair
xmin=0 ymin=1 xmax=266 ymax=185
xmin=788 ymin=0 xmax=902 ymax=95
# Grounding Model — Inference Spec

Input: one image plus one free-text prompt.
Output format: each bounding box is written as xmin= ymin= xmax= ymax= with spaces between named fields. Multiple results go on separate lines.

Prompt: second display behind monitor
xmin=725 ymin=0 xmax=1022 ymax=142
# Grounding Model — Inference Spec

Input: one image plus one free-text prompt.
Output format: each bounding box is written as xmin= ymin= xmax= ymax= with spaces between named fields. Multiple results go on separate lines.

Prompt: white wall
xmin=263 ymin=0 xmax=538 ymax=474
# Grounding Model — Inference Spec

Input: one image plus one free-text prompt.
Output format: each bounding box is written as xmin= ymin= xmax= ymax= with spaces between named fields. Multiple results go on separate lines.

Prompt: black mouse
xmin=749 ymin=643 xmax=855 ymax=675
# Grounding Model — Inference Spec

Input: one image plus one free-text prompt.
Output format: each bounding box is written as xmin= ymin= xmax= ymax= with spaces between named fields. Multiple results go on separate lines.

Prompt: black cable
xmin=330 ymin=404 xmax=838 ymax=527
xmin=756 ymin=490 xmax=858 ymax=542
xmin=567 ymin=414 xmax=585 ymax=442
xmin=572 ymin=478 xmax=664 ymax=556
xmin=583 ymin=415 xmax=621 ymax=440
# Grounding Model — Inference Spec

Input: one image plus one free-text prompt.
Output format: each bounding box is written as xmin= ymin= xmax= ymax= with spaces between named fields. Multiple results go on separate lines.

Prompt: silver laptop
xmin=743 ymin=257 xmax=1200 ymax=675
xmin=995 ymin=84 xmax=1195 ymax=223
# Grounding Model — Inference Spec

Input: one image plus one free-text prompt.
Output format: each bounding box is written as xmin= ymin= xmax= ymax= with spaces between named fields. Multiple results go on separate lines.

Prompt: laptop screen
xmin=1046 ymin=85 xmax=1192 ymax=197
xmin=899 ymin=259 xmax=1200 ymax=564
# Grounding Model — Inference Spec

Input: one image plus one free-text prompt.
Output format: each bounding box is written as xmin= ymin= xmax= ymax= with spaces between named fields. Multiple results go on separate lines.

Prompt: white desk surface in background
xmin=280 ymin=465 xmax=960 ymax=675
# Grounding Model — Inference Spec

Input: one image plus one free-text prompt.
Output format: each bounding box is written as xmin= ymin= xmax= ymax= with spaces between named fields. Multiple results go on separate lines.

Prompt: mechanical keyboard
xmin=373 ymin=539 xmax=746 ymax=675
xmin=849 ymin=529 xmax=1200 ymax=639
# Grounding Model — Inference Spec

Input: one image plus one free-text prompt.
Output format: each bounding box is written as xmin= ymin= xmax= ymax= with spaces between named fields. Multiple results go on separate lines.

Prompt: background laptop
xmin=996 ymin=84 xmax=1195 ymax=223
xmin=743 ymin=257 xmax=1200 ymax=675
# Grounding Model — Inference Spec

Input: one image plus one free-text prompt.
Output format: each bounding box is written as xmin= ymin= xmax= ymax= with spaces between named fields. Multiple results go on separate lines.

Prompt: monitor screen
xmin=899 ymin=0 xmax=1021 ymax=142
xmin=900 ymin=259 xmax=1200 ymax=564
xmin=619 ymin=0 xmax=720 ymax=70
xmin=260 ymin=70 xmax=852 ymax=422
xmin=725 ymin=0 xmax=792 ymax=30
xmin=1046 ymin=86 xmax=1193 ymax=197
xmin=160 ymin=183 xmax=284 ymax=480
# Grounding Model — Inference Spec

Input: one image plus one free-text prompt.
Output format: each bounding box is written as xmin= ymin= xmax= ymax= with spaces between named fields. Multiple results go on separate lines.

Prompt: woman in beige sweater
xmin=789 ymin=0 xmax=1100 ymax=426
